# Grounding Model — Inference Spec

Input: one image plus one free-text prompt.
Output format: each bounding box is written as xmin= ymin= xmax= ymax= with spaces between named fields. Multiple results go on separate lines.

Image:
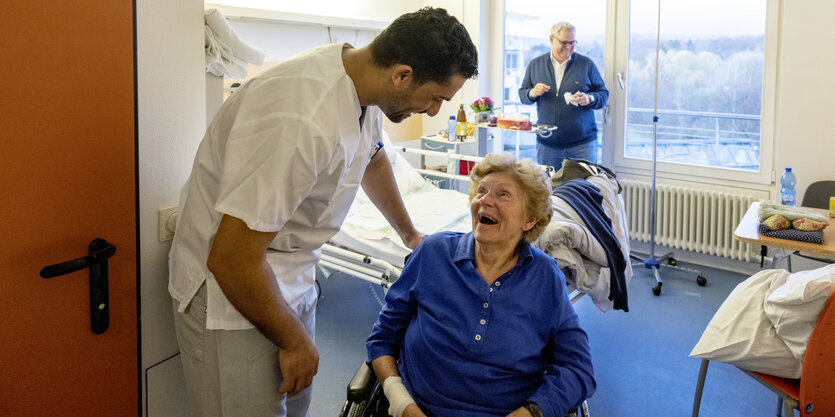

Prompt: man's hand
xmin=277 ymin=330 xmax=319 ymax=396
xmin=402 ymin=403 xmax=428 ymax=417
xmin=401 ymin=231 xmax=425 ymax=250
xmin=571 ymin=92 xmax=592 ymax=106
xmin=361 ymin=151 xmax=423 ymax=252
xmin=529 ymin=83 xmax=551 ymax=99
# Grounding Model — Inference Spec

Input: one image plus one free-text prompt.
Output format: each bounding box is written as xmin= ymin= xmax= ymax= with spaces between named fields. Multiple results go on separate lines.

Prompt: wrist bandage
xmin=382 ymin=376 xmax=416 ymax=417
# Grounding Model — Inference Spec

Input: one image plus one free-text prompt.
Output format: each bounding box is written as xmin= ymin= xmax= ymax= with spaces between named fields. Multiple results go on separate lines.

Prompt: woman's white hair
xmin=551 ymin=22 xmax=576 ymax=37
xmin=468 ymin=153 xmax=553 ymax=243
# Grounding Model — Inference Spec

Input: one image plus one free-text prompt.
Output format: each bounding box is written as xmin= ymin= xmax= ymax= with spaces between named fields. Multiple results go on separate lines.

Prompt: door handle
xmin=617 ymin=72 xmax=625 ymax=90
xmin=40 ymin=238 xmax=116 ymax=334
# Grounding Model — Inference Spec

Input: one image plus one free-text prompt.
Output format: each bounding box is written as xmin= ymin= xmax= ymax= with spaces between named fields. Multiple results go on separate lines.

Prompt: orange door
xmin=0 ymin=1 xmax=137 ymax=415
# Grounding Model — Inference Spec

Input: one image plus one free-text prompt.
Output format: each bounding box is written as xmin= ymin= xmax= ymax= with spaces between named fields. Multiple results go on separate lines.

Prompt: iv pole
xmin=643 ymin=0 xmax=664 ymax=293
xmin=641 ymin=0 xmax=706 ymax=295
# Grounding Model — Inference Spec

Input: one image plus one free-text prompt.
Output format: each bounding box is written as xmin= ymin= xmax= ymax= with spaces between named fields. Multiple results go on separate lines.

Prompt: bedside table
xmin=419 ymin=136 xmax=478 ymax=190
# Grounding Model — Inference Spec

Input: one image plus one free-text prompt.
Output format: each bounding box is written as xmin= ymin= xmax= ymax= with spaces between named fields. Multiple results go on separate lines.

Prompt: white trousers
xmin=173 ymin=283 xmax=317 ymax=417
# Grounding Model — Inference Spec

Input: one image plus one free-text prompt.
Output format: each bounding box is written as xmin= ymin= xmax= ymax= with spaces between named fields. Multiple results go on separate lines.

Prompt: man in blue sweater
xmin=519 ymin=22 xmax=608 ymax=170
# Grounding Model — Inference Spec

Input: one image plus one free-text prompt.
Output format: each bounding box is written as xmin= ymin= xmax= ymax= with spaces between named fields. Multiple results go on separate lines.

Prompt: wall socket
xmin=158 ymin=207 xmax=178 ymax=242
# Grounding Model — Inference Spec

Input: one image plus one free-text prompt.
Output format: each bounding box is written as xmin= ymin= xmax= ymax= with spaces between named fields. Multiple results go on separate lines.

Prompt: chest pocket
xmin=571 ymin=78 xmax=590 ymax=93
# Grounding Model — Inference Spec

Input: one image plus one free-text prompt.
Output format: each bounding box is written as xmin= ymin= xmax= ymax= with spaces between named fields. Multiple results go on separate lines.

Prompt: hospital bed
xmin=318 ymin=137 xmax=633 ymax=313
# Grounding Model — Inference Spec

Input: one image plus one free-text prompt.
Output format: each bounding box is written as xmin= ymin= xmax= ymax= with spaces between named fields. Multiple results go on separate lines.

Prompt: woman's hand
xmin=506 ymin=406 xmax=535 ymax=417
xmin=402 ymin=403 xmax=428 ymax=417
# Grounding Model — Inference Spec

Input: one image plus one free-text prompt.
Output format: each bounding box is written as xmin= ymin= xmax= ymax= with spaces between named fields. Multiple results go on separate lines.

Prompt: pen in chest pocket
xmin=370 ymin=141 xmax=384 ymax=159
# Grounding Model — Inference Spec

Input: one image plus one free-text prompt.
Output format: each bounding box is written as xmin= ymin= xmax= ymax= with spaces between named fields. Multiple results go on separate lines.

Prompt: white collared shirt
xmin=550 ymin=53 xmax=572 ymax=92
xmin=169 ymin=43 xmax=380 ymax=329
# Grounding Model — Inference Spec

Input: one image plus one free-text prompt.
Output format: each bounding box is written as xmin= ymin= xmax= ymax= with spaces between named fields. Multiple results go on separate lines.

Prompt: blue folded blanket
xmin=553 ymin=179 xmax=629 ymax=312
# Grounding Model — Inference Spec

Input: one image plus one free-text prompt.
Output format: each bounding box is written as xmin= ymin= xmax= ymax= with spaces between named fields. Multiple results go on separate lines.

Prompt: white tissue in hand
xmin=564 ymin=92 xmax=580 ymax=106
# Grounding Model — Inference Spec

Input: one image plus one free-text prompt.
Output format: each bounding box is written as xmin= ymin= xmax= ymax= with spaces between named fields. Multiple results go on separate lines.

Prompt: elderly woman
xmin=366 ymin=153 xmax=595 ymax=417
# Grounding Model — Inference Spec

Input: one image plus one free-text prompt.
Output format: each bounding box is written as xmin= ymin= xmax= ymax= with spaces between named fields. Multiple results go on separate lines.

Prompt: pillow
xmin=690 ymin=269 xmax=802 ymax=378
xmin=764 ymin=264 xmax=835 ymax=361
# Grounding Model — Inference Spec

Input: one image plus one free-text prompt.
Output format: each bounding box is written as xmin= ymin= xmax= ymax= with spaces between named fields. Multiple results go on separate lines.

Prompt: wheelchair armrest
xmin=347 ymin=362 xmax=378 ymax=403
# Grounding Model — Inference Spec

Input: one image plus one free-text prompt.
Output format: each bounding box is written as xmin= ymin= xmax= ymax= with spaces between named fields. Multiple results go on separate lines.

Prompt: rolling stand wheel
xmin=668 ymin=257 xmax=677 ymax=266
xmin=652 ymin=282 xmax=662 ymax=296
xmin=697 ymin=275 xmax=707 ymax=286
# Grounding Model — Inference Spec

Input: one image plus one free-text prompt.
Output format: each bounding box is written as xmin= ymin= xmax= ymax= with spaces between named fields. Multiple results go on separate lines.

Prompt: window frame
xmin=498 ymin=0 xmax=778 ymax=189
xmin=606 ymin=0 xmax=778 ymax=188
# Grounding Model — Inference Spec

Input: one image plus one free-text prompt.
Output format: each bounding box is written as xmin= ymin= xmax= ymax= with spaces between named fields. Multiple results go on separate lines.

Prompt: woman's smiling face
xmin=470 ymin=171 xmax=537 ymax=247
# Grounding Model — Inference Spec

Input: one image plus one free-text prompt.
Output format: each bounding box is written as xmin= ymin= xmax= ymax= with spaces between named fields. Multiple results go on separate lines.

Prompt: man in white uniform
xmin=168 ymin=7 xmax=478 ymax=417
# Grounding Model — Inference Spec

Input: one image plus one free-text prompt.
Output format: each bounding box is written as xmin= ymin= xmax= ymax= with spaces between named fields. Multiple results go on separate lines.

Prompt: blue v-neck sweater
xmin=519 ymin=52 xmax=608 ymax=148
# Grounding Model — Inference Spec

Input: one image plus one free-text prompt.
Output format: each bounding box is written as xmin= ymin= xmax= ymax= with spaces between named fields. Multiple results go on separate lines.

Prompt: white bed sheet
xmin=329 ymin=146 xmax=471 ymax=268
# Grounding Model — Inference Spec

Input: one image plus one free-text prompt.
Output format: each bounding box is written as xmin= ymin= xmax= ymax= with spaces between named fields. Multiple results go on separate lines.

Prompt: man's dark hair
xmin=370 ymin=7 xmax=478 ymax=85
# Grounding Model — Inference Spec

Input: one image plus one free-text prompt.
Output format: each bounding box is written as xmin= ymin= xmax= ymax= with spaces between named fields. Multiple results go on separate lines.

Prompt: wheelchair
xmin=338 ymin=363 xmax=590 ymax=417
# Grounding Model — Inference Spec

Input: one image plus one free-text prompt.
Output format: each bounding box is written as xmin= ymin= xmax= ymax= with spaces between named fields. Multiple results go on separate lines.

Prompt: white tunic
xmin=169 ymin=43 xmax=381 ymax=329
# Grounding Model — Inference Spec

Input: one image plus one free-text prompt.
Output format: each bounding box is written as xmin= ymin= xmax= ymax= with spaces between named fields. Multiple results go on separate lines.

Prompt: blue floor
xmin=311 ymin=258 xmax=781 ymax=417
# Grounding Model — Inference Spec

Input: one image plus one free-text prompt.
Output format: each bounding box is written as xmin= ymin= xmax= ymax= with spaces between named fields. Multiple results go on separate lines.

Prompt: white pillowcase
xmin=690 ymin=269 xmax=802 ymax=378
xmin=764 ymin=264 xmax=835 ymax=361
xmin=691 ymin=264 xmax=835 ymax=379
xmin=381 ymin=134 xmax=429 ymax=194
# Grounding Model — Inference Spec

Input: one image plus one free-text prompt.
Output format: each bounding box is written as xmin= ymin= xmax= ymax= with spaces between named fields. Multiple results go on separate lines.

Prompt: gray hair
xmin=550 ymin=22 xmax=576 ymax=37
xmin=468 ymin=153 xmax=553 ymax=243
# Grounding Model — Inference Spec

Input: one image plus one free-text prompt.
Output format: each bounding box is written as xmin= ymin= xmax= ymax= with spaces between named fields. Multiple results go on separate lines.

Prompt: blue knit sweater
xmin=519 ymin=52 xmax=608 ymax=148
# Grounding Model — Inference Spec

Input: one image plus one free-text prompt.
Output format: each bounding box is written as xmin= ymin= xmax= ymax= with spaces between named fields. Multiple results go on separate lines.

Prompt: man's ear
xmin=391 ymin=65 xmax=413 ymax=88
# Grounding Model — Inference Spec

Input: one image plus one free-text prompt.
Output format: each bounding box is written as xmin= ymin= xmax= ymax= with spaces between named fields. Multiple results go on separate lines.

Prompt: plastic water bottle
xmin=780 ymin=167 xmax=796 ymax=206
xmin=447 ymin=116 xmax=456 ymax=142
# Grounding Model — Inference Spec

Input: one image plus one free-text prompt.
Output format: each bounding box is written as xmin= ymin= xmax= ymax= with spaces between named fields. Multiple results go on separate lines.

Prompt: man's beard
xmin=385 ymin=110 xmax=410 ymax=123
xmin=379 ymin=88 xmax=413 ymax=123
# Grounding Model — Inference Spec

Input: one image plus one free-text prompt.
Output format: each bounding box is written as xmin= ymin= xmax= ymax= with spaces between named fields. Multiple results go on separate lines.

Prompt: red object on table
xmin=459 ymin=160 xmax=475 ymax=175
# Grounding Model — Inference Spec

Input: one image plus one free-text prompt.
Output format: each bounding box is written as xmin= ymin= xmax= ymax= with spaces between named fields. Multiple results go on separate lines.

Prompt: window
xmin=623 ymin=0 xmax=767 ymax=173
xmin=500 ymin=0 xmax=776 ymax=185
xmin=505 ymin=52 xmax=519 ymax=71
xmin=502 ymin=1 xmax=607 ymax=162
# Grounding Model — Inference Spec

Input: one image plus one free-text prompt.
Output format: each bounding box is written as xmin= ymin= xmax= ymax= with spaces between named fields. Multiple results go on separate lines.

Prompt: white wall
xmin=771 ymin=1 xmax=835 ymax=201
xmin=225 ymin=19 xmax=379 ymax=64
xmin=137 ymin=0 xmax=205 ymax=415
xmin=211 ymin=1 xmax=494 ymax=139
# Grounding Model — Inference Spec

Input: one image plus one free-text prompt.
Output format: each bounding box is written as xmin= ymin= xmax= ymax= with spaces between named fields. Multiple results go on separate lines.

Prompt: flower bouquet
xmin=470 ymin=97 xmax=499 ymax=124
xmin=470 ymin=97 xmax=497 ymax=114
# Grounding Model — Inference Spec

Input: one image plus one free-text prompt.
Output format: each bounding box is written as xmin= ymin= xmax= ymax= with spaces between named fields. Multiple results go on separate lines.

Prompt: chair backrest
xmin=799 ymin=292 xmax=835 ymax=416
xmin=801 ymin=180 xmax=835 ymax=209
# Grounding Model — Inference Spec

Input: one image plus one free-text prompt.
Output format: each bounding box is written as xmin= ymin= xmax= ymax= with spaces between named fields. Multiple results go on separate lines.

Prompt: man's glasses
xmin=554 ymin=38 xmax=578 ymax=47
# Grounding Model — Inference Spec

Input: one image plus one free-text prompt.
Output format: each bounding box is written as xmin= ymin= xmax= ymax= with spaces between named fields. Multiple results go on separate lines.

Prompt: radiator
xmin=620 ymin=179 xmax=758 ymax=261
